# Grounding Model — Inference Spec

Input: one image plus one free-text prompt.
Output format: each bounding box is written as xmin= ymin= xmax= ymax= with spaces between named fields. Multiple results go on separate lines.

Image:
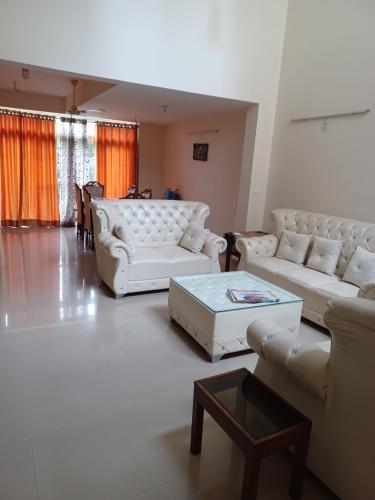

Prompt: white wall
xmin=0 ymin=89 xmax=65 ymax=112
xmin=0 ymin=0 xmax=288 ymax=230
xmin=163 ymin=110 xmax=247 ymax=235
xmin=264 ymin=0 xmax=375 ymax=229
xmin=138 ymin=124 xmax=165 ymax=199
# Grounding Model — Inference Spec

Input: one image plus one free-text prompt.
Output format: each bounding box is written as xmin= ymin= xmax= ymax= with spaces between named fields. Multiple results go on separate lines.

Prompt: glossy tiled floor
xmin=0 ymin=227 xmax=335 ymax=500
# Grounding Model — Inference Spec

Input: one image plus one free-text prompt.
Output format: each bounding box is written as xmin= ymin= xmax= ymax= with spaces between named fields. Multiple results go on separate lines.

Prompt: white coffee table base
xmin=169 ymin=278 xmax=303 ymax=363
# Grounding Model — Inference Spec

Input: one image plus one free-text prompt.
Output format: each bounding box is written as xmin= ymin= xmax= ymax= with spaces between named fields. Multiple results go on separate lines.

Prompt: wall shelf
xmin=290 ymin=108 xmax=370 ymax=123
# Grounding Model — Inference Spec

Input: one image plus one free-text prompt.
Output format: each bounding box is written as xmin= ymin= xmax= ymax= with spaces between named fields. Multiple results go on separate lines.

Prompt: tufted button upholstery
xmin=93 ymin=200 xmax=210 ymax=248
xmin=236 ymin=234 xmax=279 ymax=269
xmin=90 ymin=199 xmax=226 ymax=296
xmin=236 ymin=209 xmax=375 ymax=327
xmin=271 ymin=209 xmax=375 ymax=276
xmin=247 ymin=319 xmax=330 ymax=399
xmin=248 ymin=297 xmax=375 ymax=500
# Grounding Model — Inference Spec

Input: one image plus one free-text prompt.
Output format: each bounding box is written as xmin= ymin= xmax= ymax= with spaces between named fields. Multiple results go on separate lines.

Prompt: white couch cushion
xmin=246 ymin=257 xmax=347 ymax=316
xmin=245 ymin=257 xmax=301 ymax=283
xmin=276 ymin=230 xmax=312 ymax=264
xmin=304 ymin=281 xmax=359 ymax=315
xmin=128 ymin=246 xmax=211 ymax=281
xmin=273 ymin=268 xmax=340 ymax=313
xmin=306 ymin=236 xmax=343 ymax=275
xmin=277 ymin=267 xmax=340 ymax=289
xmin=180 ymin=223 xmax=208 ymax=254
xmin=343 ymin=246 xmax=375 ymax=287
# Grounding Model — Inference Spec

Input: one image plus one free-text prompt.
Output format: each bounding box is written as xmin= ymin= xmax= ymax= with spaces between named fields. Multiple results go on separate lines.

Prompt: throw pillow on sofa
xmin=306 ymin=236 xmax=343 ymax=275
xmin=180 ymin=223 xmax=209 ymax=254
xmin=113 ymin=223 xmax=136 ymax=263
xmin=276 ymin=230 xmax=312 ymax=264
xmin=343 ymin=246 xmax=375 ymax=288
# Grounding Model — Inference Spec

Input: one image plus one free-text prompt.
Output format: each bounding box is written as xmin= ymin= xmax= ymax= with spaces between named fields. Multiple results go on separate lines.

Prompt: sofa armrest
xmin=358 ymin=282 xmax=375 ymax=301
xmin=247 ymin=319 xmax=330 ymax=399
xmin=236 ymin=234 xmax=278 ymax=270
xmin=97 ymin=232 xmax=132 ymax=261
xmin=202 ymin=232 xmax=227 ymax=258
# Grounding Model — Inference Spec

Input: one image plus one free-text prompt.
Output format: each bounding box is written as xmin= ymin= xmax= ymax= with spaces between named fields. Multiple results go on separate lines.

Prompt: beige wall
xmin=163 ymin=110 xmax=247 ymax=235
xmin=138 ymin=124 xmax=165 ymax=199
xmin=0 ymin=89 xmax=65 ymax=112
xmin=264 ymin=0 xmax=375 ymax=229
xmin=0 ymin=0 xmax=288 ymax=230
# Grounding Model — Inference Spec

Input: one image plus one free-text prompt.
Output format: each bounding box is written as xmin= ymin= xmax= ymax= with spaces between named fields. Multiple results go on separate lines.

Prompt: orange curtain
xmin=0 ymin=113 xmax=59 ymax=227
xmin=96 ymin=124 xmax=137 ymax=198
xmin=0 ymin=114 xmax=21 ymax=225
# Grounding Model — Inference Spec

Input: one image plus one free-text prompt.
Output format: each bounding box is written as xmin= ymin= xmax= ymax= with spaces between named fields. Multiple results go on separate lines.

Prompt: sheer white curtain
xmin=56 ymin=118 xmax=96 ymax=226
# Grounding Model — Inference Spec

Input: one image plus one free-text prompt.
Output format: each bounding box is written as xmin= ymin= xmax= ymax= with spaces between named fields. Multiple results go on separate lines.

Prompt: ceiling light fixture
xmin=66 ymin=79 xmax=105 ymax=116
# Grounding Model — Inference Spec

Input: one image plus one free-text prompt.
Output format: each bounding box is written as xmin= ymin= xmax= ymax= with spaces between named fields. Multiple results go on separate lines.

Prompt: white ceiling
xmin=81 ymin=81 xmax=252 ymax=124
xmin=0 ymin=60 xmax=253 ymax=123
xmin=0 ymin=60 xmax=73 ymax=97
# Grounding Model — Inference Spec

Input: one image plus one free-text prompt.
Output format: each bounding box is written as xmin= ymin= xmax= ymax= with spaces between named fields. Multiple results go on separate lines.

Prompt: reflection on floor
xmin=0 ymin=227 xmax=335 ymax=499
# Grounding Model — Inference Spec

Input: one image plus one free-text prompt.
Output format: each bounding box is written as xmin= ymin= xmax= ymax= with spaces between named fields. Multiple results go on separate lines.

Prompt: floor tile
xmin=0 ymin=227 xmax=335 ymax=500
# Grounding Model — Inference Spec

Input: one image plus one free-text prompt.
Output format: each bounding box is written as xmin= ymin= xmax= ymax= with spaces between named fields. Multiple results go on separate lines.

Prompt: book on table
xmin=227 ymin=288 xmax=280 ymax=304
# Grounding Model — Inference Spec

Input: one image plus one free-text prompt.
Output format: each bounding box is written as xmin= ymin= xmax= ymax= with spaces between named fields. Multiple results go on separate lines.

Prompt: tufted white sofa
xmin=90 ymin=199 xmax=227 ymax=297
xmin=237 ymin=209 xmax=375 ymax=326
xmin=246 ymin=284 xmax=375 ymax=499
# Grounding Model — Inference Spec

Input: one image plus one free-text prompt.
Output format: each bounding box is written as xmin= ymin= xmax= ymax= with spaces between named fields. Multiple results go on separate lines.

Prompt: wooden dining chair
xmin=140 ymin=187 xmax=152 ymax=199
xmin=121 ymin=185 xmax=152 ymax=199
xmin=123 ymin=192 xmax=143 ymax=199
xmin=83 ymin=181 xmax=104 ymax=248
xmin=74 ymin=183 xmax=85 ymax=239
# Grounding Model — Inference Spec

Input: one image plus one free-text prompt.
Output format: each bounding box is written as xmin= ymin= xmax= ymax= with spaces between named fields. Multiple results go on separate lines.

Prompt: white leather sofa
xmin=237 ymin=209 xmax=375 ymax=326
xmin=246 ymin=284 xmax=375 ymax=500
xmin=91 ymin=199 xmax=226 ymax=297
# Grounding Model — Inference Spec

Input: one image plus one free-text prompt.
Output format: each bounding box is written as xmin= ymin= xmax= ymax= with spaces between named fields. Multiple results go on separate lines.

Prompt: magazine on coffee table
xmin=227 ymin=288 xmax=280 ymax=304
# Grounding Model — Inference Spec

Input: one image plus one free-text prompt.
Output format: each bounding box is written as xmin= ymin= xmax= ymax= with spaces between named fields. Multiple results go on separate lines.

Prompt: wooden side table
xmin=223 ymin=231 xmax=268 ymax=272
xmin=190 ymin=368 xmax=311 ymax=499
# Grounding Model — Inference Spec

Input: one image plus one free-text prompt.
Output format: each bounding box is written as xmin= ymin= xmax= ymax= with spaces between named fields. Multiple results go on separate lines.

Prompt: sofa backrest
xmin=272 ymin=209 xmax=375 ymax=276
xmin=91 ymin=199 xmax=210 ymax=248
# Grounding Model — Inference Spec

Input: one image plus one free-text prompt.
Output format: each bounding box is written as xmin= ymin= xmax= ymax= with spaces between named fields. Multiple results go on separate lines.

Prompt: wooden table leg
xmin=242 ymin=453 xmax=260 ymax=500
xmin=190 ymin=390 xmax=204 ymax=455
xmin=223 ymin=232 xmax=236 ymax=272
xmin=289 ymin=426 xmax=311 ymax=499
xmin=225 ymin=246 xmax=232 ymax=272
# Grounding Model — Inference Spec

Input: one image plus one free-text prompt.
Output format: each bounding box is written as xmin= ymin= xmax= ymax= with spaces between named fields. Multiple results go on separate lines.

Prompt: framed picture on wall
xmin=193 ymin=143 xmax=209 ymax=161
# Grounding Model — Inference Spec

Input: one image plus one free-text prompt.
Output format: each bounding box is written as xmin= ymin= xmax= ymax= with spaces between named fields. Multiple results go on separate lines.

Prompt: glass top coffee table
xmin=169 ymin=271 xmax=303 ymax=362
xmin=191 ymin=368 xmax=311 ymax=499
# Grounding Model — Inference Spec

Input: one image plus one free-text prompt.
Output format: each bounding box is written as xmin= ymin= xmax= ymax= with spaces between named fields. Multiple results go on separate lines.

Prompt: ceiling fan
xmin=66 ymin=79 xmax=105 ymax=115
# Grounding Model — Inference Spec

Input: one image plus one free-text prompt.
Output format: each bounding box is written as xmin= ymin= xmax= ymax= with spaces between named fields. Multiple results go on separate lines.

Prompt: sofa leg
xmin=210 ymin=353 xmax=224 ymax=363
xmin=114 ymin=293 xmax=125 ymax=300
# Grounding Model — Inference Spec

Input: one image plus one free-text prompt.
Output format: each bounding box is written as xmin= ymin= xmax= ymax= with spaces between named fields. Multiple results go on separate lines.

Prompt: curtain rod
xmin=0 ymin=106 xmax=138 ymax=126
xmin=0 ymin=108 xmax=55 ymax=120
xmin=96 ymin=120 xmax=138 ymax=129
xmin=188 ymin=128 xmax=219 ymax=135
xmin=290 ymin=108 xmax=370 ymax=122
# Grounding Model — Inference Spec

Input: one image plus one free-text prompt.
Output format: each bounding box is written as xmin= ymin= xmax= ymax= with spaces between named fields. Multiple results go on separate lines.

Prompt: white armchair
xmin=246 ymin=288 xmax=375 ymax=500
